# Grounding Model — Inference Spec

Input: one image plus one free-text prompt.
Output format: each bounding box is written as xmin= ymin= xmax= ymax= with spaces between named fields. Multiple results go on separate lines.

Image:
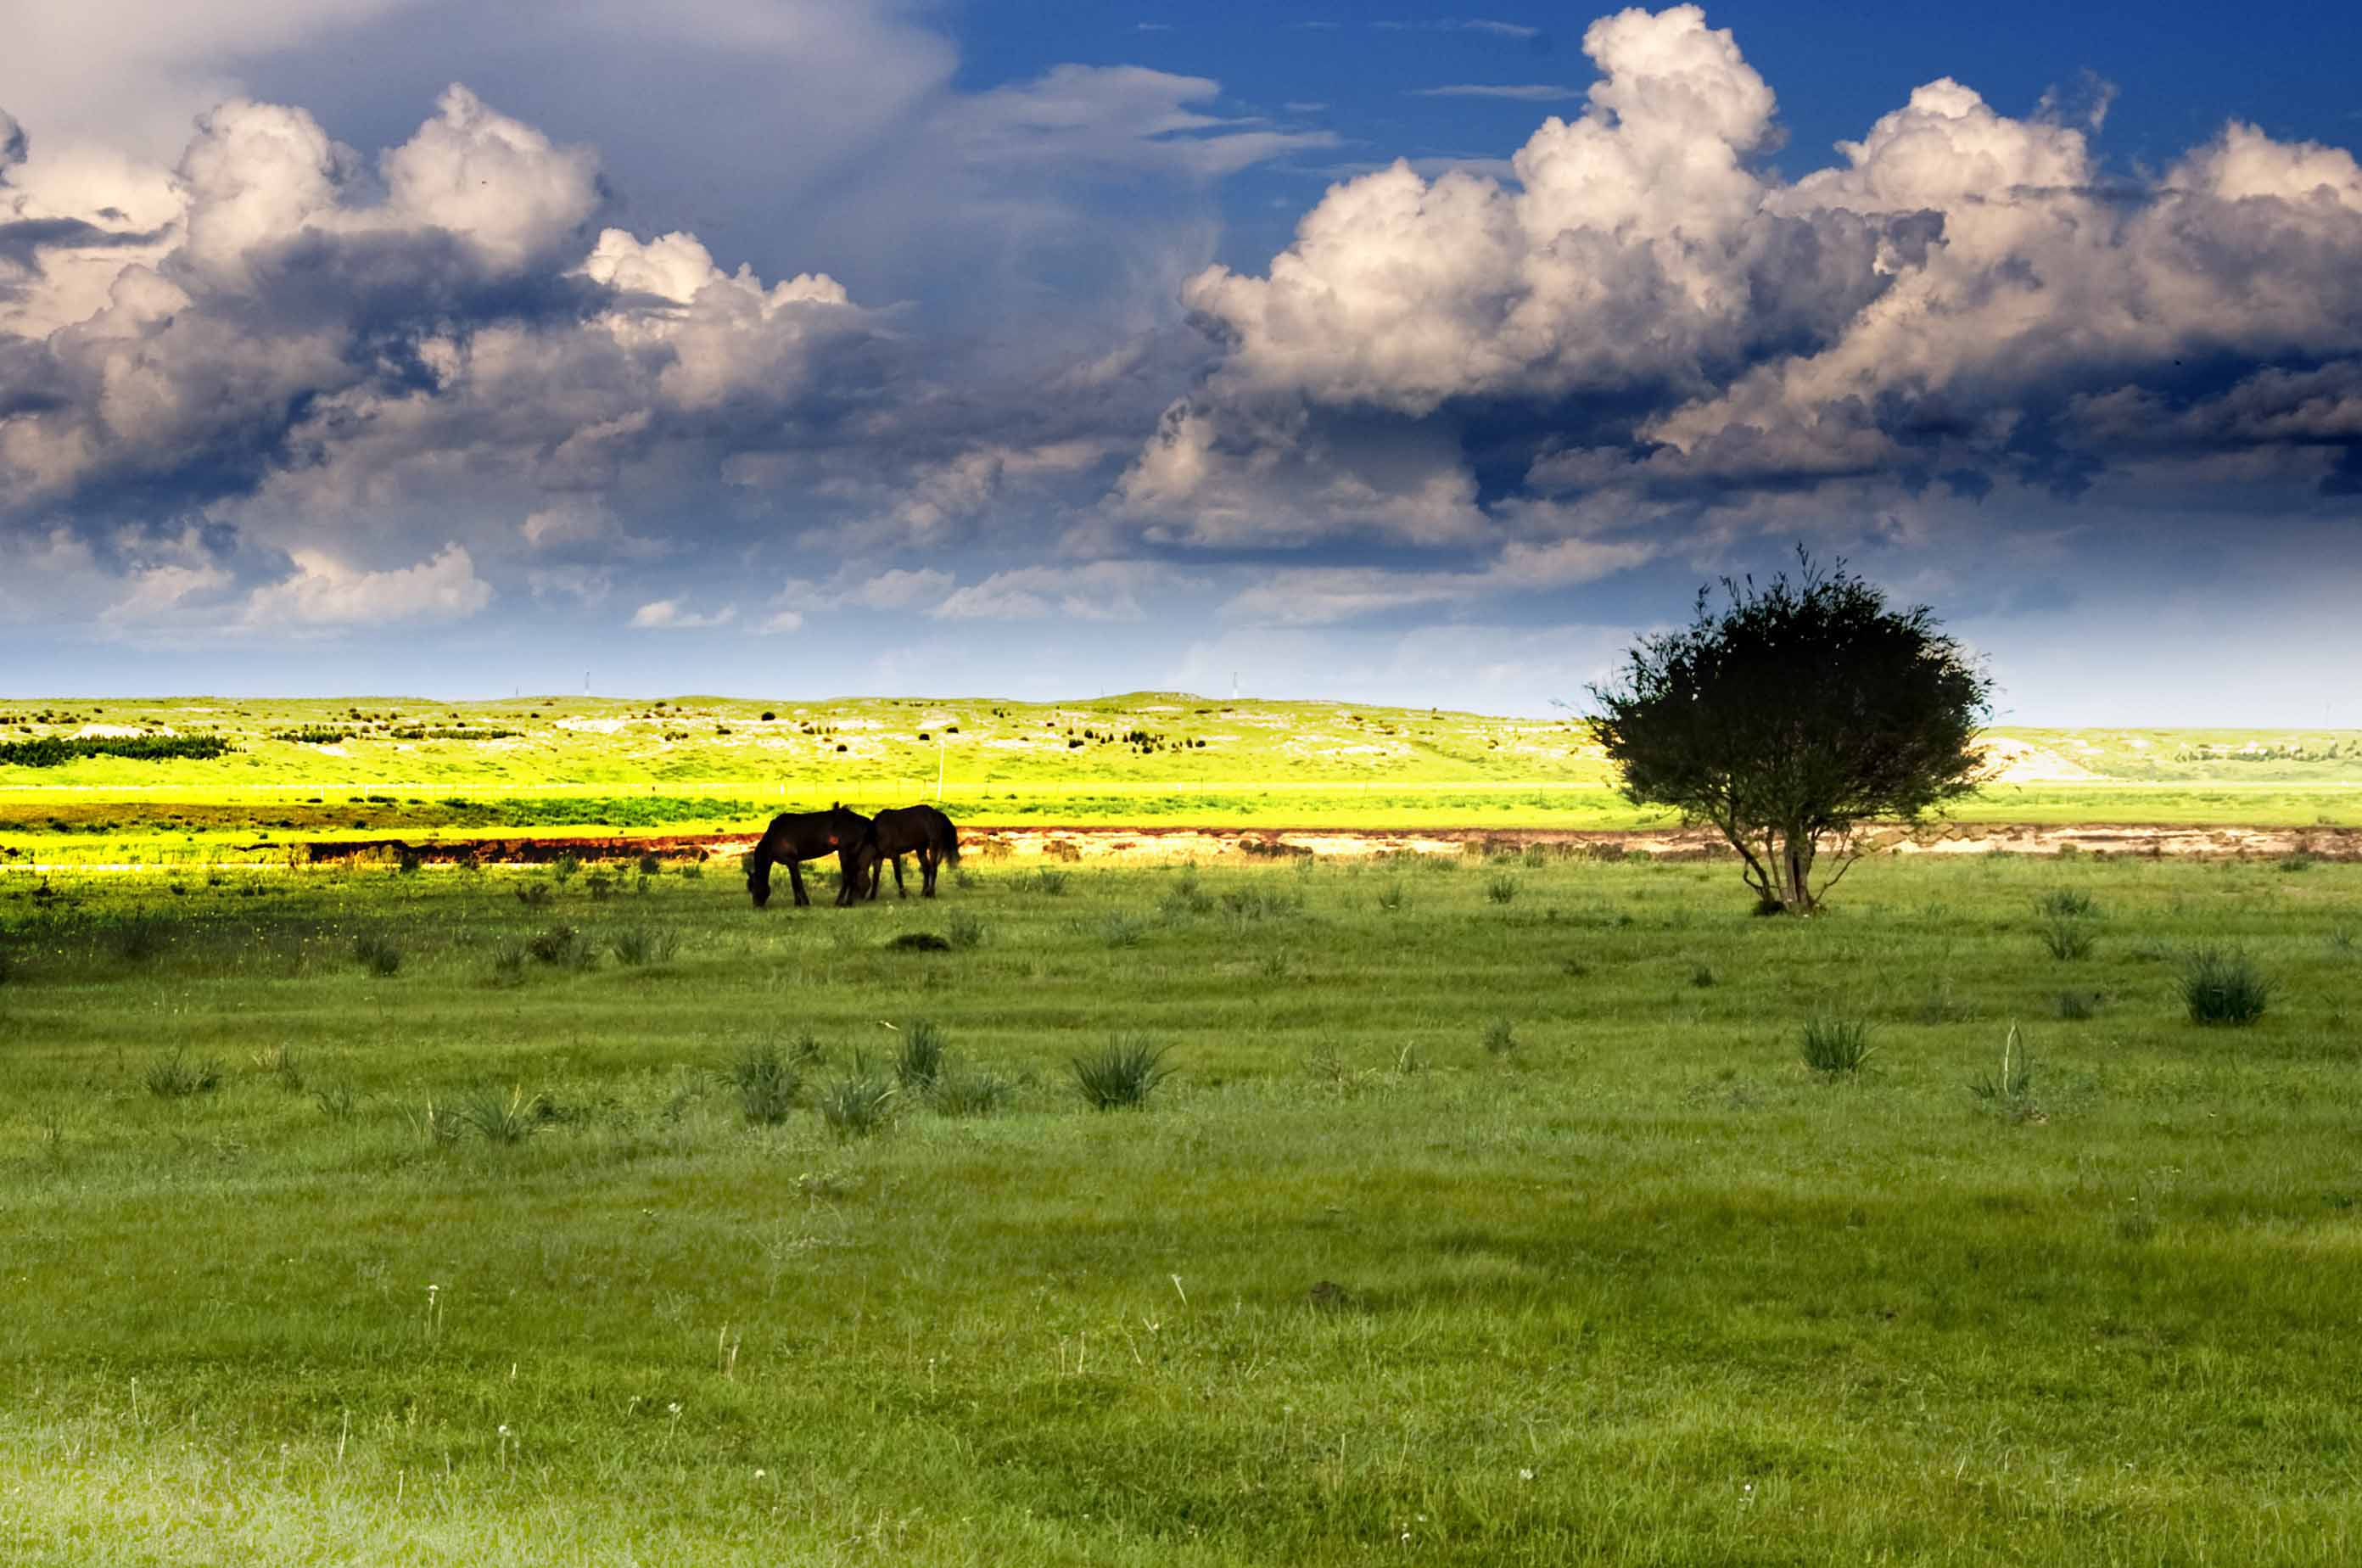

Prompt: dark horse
xmin=746 ymin=804 xmax=872 ymax=908
xmin=857 ymin=804 xmax=961 ymax=899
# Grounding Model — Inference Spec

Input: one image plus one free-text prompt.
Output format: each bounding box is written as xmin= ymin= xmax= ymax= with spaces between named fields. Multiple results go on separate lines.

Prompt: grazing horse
xmin=746 ymin=804 xmax=872 ymax=908
xmin=858 ymin=804 xmax=961 ymax=899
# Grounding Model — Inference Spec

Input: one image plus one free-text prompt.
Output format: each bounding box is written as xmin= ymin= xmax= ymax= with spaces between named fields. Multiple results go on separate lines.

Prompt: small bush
xmin=946 ymin=910 xmax=985 ymax=949
xmin=1480 ymin=1018 xmax=1519 ymax=1056
xmin=145 ymin=1049 xmax=222 ymax=1099
xmin=726 ymin=1041 xmax=801 ymax=1124
xmin=527 ymin=924 xmax=590 ymax=968
xmin=931 ymin=1067 xmax=1014 ymax=1117
xmin=611 ymin=924 xmax=680 ymax=966
xmin=2054 ymin=989 xmax=2105 ymax=1022
xmin=514 ymin=882 xmax=556 ymax=910
xmin=2180 ymin=947 xmax=2270 ymax=1027
xmin=2038 ymin=916 xmax=2095 ymax=960
xmin=352 ymin=932 xmax=403 ymax=977
xmin=551 ymin=854 xmax=581 ymax=887
xmin=1485 ymin=875 xmax=1518 ymax=904
xmin=637 ymin=852 xmax=663 ymax=876
xmin=1800 ymin=1016 xmax=1874 ymax=1074
xmin=894 ymin=1020 xmax=946 ymax=1090
xmin=1072 ymin=1036 xmax=1173 ymax=1110
xmin=455 ymin=1084 xmax=546 ymax=1144
xmin=585 ymin=872 xmax=617 ymax=902
xmin=2036 ymin=890 xmax=2097 ymax=919
xmin=818 ymin=1076 xmax=898 ymax=1137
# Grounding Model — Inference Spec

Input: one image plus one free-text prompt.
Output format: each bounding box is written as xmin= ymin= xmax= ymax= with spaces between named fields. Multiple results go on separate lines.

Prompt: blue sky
xmin=3 ymin=2 xmax=2359 ymax=721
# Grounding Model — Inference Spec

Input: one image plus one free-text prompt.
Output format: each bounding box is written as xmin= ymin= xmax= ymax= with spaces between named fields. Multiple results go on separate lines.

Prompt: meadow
xmin=4 ymin=695 xmax=2362 ymax=871
xmin=3 ymin=848 xmax=2360 ymax=1564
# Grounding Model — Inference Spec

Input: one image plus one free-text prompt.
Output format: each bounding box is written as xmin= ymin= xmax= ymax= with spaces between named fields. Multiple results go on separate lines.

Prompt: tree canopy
xmin=1587 ymin=553 xmax=1993 ymax=914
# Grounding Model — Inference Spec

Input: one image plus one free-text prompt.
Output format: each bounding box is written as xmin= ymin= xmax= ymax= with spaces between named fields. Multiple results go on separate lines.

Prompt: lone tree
xmin=1587 ymin=552 xmax=1993 ymax=916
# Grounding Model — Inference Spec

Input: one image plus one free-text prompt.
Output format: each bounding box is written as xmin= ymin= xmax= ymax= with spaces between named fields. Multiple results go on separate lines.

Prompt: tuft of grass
xmin=454 ymin=1084 xmax=546 ymax=1145
xmin=251 ymin=1042 xmax=305 ymax=1091
xmin=1033 ymin=868 xmax=1070 ymax=896
xmin=1688 ymin=963 xmax=1717 ymax=988
xmin=2180 ymin=947 xmax=2270 ymax=1027
xmin=893 ymin=1019 xmax=946 ymax=1090
xmin=1100 ymin=911 xmax=1149 ymax=949
xmin=1374 ymin=880 xmax=1406 ymax=914
xmin=513 ymin=881 xmax=556 ymax=910
xmin=946 ymin=910 xmax=985 ymax=949
xmin=610 ymin=924 xmax=680 ymax=966
xmin=725 ymin=1041 xmax=801 ymax=1124
xmin=351 ymin=932 xmax=402 ymax=977
xmin=527 ymin=924 xmax=591 ymax=968
xmin=1480 ymin=1018 xmax=1519 ymax=1056
xmin=1220 ymin=887 xmax=1301 ymax=922
xmin=410 ymin=1096 xmax=462 ymax=1148
xmin=1800 ymin=1016 xmax=1875 ymax=1074
xmin=486 ymin=940 xmax=529 ymax=986
xmin=2276 ymin=852 xmax=2315 ymax=874
xmin=1485 ymin=875 xmax=1518 ymax=904
xmin=2036 ymin=889 xmax=2098 ymax=919
xmin=1072 ymin=1036 xmax=1173 ymax=1110
xmin=144 ymin=1048 xmax=222 ymax=1099
xmin=551 ymin=854 xmax=581 ymax=887
xmin=931 ymin=1066 xmax=1015 ymax=1117
xmin=2038 ymin=916 xmax=2096 ymax=960
xmin=1970 ymin=1023 xmax=2040 ymax=1120
xmin=311 ymin=1082 xmax=359 ymax=1119
xmin=2054 ymin=988 xmax=2106 ymax=1022
xmin=817 ymin=1075 xmax=898 ymax=1137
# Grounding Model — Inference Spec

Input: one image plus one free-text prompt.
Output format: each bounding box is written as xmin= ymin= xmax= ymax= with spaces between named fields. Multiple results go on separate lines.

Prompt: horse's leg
xmin=787 ymin=858 xmax=810 ymax=908
xmin=892 ymin=855 xmax=907 ymax=898
xmin=920 ymin=846 xmax=938 ymax=897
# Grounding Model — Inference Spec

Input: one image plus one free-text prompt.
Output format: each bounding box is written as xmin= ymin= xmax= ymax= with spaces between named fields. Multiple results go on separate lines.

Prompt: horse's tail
xmin=937 ymin=809 xmax=960 ymax=866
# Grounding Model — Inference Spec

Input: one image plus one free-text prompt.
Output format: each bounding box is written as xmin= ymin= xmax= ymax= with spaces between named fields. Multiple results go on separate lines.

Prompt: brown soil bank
xmin=297 ymin=820 xmax=2362 ymax=867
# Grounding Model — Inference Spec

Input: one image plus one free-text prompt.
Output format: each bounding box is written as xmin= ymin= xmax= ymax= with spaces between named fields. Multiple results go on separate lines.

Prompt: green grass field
xmin=4 ymin=695 xmax=2362 ymax=868
xmin=4 ymin=849 xmax=2361 ymax=1564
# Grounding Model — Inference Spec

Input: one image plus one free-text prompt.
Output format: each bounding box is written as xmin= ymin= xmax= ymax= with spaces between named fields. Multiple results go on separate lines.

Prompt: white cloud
xmin=932 ymin=561 xmax=1188 ymax=622
xmin=243 ymin=543 xmax=491 ymax=627
xmin=628 ymin=597 xmax=734 ymax=630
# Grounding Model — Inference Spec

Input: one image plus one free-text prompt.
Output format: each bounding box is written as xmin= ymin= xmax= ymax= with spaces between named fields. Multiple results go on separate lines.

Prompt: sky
xmin=3 ymin=1 xmax=2359 ymax=723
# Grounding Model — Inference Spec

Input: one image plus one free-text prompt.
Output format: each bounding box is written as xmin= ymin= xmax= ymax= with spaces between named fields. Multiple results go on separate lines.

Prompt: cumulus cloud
xmin=628 ymin=597 xmax=734 ymax=630
xmin=243 ymin=542 xmax=491 ymax=627
xmin=1120 ymin=3 xmax=2362 ymax=546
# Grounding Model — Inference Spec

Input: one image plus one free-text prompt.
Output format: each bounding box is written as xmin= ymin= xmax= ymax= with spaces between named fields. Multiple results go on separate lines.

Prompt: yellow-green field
xmin=3 ymin=694 xmax=2360 ymax=868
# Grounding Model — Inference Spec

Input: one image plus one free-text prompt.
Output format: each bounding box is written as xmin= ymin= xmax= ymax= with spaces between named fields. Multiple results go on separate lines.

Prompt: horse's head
xmin=744 ymin=844 xmax=772 ymax=908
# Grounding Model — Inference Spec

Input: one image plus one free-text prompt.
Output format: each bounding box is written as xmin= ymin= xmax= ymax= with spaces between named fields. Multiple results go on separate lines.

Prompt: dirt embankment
xmin=283 ymin=820 xmax=2362 ymax=868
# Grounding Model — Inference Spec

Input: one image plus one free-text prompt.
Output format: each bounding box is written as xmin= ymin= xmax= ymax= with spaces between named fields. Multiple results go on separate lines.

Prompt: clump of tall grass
xmin=1970 ymin=1024 xmax=2040 ymax=1121
xmin=145 ymin=1048 xmax=222 ymax=1099
xmin=312 ymin=1082 xmax=359 ymax=1119
xmin=1800 ymin=1015 xmax=1874 ymax=1074
xmin=946 ymin=910 xmax=986 ymax=949
xmin=455 ymin=1084 xmax=547 ymax=1144
xmin=251 ymin=1042 xmax=305 ymax=1091
xmin=2036 ymin=890 xmax=2099 ymax=919
xmin=2180 ymin=947 xmax=2270 ymax=1026
xmin=486 ymin=940 xmax=529 ymax=986
xmin=893 ymin=1019 xmax=946 ymax=1090
xmin=1033 ymin=868 xmax=1071 ymax=896
xmin=1480 ymin=1018 xmax=1519 ymax=1056
xmin=1221 ymin=887 xmax=1301 ymax=922
xmin=817 ymin=1074 xmax=898 ymax=1137
xmin=514 ymin=881 xmax=556 ymax=910
xmin=611 ymin=924 xmax=680 ymax=966
xmin=725 ymin=1041 xmax=801 ymax=1124
xmin=2038 ymin=916 xmax=2095 ymax=960
xmin=1072 ymin=1037 xmax=1173 ymax=1109
xmin=527 ymin=924 xmax=591 ymax=968
xmin=351 ymin=932 xmax=402 ymax=977
xmin=1486 ymin=875 xmax=1518 ymax=905
xmin=1374 ymin=880 xmax=1406 ymax=914
xmin=931 ymin=1067 xmax=1015 ymax=1117
xmin=1100 ymin=911 xmax=1150 ymax=949
xmin=2054 ymin=988 xmax=2106 ymax=1021
xmin=551 ymin=854 xmax=581 ymax=887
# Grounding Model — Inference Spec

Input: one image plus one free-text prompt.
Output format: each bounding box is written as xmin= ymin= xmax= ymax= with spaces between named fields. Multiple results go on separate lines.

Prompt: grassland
xmin=4 ymin=849 xmax=2361 ymax=1564
xmin=3 ymin=695 xmax=2360 ymax=868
